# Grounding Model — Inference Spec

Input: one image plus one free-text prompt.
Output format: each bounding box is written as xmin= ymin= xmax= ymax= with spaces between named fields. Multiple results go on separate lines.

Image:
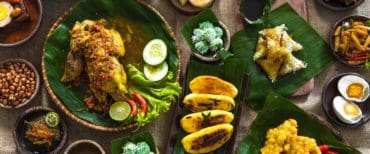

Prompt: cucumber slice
xmin=143 ymin=39 xmax=167 ymax=65
xmin=144 ymin=62 xmax=168 ymax=81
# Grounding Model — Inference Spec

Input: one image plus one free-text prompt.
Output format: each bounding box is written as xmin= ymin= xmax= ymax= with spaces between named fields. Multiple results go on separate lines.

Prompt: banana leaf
xmin=111 ymin=131 xmax=156 ymax=154
xmin=236 ymin=92 xmax=360 ymax=154
xmin=231 ymin=3 xmax=334 ymax=110
xmin=172 ymin=57 xmax=244 ymax=154
xmin=43 ymin=0 xmax=178 ymax=127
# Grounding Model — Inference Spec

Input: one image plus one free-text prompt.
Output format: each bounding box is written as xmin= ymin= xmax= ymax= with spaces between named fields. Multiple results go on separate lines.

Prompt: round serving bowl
xmin=13 ymin=106 xmax=67 ymax=153
xmin=316 ymin=0 xmax=365 ymax=11
xmin=0 ymin=0 xmax=43 ymax=47
xmin=322 ymin=73 xmax=370 ymax=127
xmin=64 ymin=139 xmax=105 ymax=154
xmin=0 ymin=58 xmax=40 ymax=109
xmin=42 ymin=0 xmax=180 ymax=131
xmin=191 ymin=21 xmax=230 ymax=62
xmin=170 ymin=0 xmax=215 ymax=15
xmin=329 ymin=14 xmax=369 ymax=68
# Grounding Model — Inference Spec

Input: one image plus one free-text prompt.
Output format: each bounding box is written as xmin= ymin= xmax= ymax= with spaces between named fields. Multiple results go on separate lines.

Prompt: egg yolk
xmin=344 ymin=102 xmax=360 ymax=116
xmin=0 ymin=5 xmax=9 ymax=21
xmin=346 ymin=83 xmax=364 ymax=99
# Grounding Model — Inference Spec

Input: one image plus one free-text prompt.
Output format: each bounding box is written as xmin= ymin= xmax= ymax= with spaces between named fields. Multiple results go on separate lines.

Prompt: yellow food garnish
xmin=346 ymin=83 xmax=364 ymax=99
xmin=261 ymin=119 xmax=321 ymax=154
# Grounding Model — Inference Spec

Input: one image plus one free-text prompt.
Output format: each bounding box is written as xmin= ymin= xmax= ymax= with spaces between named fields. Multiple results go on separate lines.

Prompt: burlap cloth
xmin=0 ymin=0 xmax=369 ymax=153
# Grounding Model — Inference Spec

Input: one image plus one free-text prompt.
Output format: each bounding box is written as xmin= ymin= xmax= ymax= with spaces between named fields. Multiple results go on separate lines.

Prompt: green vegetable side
xmin=126 ymin=64 xmax=181 ymax=126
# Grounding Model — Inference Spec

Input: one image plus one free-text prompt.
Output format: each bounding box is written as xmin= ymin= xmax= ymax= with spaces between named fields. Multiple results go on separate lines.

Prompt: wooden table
xmin=0 ymin=0 xmax=369 ymax=153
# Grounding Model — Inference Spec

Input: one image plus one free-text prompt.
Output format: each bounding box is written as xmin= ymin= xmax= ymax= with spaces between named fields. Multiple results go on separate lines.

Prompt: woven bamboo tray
xmin=41 ymin=0 xmax=181 ymax=132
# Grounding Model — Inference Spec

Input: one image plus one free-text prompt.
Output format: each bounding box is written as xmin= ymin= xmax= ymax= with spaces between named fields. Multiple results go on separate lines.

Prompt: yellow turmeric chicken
xmin=61 ymin=19 xmax=128 ymax=112
xmin=261 ymin=119 xmax=321 ymax=154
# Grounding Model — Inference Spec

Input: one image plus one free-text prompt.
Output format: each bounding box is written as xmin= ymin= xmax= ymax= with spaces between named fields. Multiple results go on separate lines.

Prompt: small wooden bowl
xmin=13 ymin=106 xmax=67 ymax=154
xmin=171 ymin=0 xmax=215 ymax=15
xmin=192 ymin=21 xmax=230 ymax=62
xmin=315 ymin=0 xmax=365 ymax=11
xmin=0 ymin=0 xmax=43 ymax=47
xmin=0 ymin=58 xmax=40 ymax=109
xmin=64 ymin=139 xmax=105 ymax=154
xmin=329 ymin=15 xmax=369 ymax=68
xmin=322 ymin=73 xmax=370 ymax=127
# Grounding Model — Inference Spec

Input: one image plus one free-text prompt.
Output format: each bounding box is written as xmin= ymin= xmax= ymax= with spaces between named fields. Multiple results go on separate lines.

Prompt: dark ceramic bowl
xmin=0 ymin=58 xmax=40 ymax=109
xmin=322 ymin=73 xmax=370 ymax=127
xmin=64 ymin=139 xmax=105 ymax=154
xmin=0 ymin=0 xmax=43 ymax=47
xmin=316 ymin=0 xmax=365 ymax=11
xmin=329 ymin=15 xmax=369 ymax=68
xmin=191 ymin=21 xmax=230 ymax=62
xmin=13 ymin=106 xmax=67 ymax=154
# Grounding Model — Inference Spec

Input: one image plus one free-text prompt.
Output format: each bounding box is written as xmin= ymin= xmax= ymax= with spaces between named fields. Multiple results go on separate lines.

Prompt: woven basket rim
xmin=41 ymin=0 xmax=181 ymax=132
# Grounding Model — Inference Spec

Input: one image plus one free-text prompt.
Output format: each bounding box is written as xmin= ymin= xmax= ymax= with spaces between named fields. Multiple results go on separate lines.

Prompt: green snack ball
xmin=192 ymin=35 xmax=202 ymax=43
xmin=214 ymin=26 xmax=223 ymax=38
xmin=122 ymin=142 xmax=137 ymax=154
xmin=136 ymin=142 xmax=151 ymax=154
xmin=209 ymin=38 xmax=223 ymax=52
xmin=203 ymin=28 xmax=216 ymax=43
xmin=194 ymin=41 xmax=209 ymax=54
xmin=192 ymin=28 xmax=204 ymax=43
xmin=193 ymin=28 xmax=204 ymax=37
xmin=199 ymin=21 xmax=214 ymax=30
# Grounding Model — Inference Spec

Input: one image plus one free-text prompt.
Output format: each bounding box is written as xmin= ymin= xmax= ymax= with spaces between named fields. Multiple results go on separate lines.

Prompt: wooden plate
xmin=171 ymin=0 xmax=215 ymax=15
xmin=165 ymin=64 xmax=248 ymax=153
xmin=322 ymin=73 xmax=370 ymax=127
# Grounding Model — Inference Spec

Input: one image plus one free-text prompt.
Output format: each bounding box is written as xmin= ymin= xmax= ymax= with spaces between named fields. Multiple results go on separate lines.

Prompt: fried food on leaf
xmin=253 ymin=24 xmax=306 ymax=82
xmin=261 ymin=119 xmax=321 ymax=154
xmin=61 ymin=19 xmax=128 ymax=112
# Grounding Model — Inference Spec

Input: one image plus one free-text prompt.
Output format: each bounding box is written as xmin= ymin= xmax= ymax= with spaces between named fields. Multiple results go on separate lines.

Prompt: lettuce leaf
xmin=126 ymin=64 xmax=182 ymax=126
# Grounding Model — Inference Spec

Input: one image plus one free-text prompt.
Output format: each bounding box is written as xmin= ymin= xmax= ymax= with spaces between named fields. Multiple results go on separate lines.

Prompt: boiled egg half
xmin=337 ymin=75 xmax=370 ymax=102
xmin=0 ymin=1 xmax=13 ymax=28
xmin=333 ymin=96 xmax=362 ymax=124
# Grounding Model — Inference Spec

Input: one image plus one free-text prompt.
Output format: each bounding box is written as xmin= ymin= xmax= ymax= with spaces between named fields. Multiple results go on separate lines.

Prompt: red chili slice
xmin=131 ymin=93 xmax=147 ymax=113
xmin=126 ymin=99 xmax=138 ymax=116
xmin=319 ymin=145 xmax=330 ymax=152
xmin=324 ymin=150 xmax=339 ymax=154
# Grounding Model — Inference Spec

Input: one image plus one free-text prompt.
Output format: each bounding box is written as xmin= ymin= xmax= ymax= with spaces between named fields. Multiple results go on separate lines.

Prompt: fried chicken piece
xmin=61 ymin=19 xmax=128 ymax=112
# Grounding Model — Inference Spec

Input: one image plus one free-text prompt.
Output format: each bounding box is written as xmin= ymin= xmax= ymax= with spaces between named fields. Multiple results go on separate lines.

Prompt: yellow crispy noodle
xmin=261 ymin=119 xmax=321 ymax=154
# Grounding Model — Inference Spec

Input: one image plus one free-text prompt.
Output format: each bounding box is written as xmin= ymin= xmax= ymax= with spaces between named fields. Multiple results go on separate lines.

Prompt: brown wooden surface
xmin=0 ymin=0 xmax=370 ymax=153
